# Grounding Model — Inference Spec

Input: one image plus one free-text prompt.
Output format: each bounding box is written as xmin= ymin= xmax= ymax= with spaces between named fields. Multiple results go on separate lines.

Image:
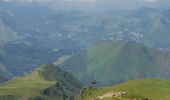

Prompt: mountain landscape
xmin=60 ymin=40 xmax=170 ymax=86
xmin=0 ymin=42 xmax=79 ymax=78
xmin=0 ymin=64 xmax=82 ymax=100
xmin=1 ymin=0 xmax=170 ymax=100
xmin=78 ymin=78 xmax=170 ymax=100
xmin=1 ymin=1 xmax=170 ymax=50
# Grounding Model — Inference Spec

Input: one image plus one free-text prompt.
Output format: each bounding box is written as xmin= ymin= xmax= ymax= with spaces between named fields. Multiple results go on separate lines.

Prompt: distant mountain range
xmin=0 ymin=42 xmax=78 ymax=78
xmin=60 ymin=40 xmax=170 ymax=86
xmin=1 ymin=1 xmax=170 ymax=50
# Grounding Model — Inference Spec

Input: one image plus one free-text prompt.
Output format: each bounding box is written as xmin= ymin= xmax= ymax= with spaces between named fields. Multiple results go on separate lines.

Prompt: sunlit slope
xmin=0 ymin=64 xmax=82 ymax=100
xmin=78 ymin=78 xmax=170 ymax=100
xmin=62 ymin=40 xmax=170 ymax=86
xmin=0 ymin=68 xmax=55 ymax=96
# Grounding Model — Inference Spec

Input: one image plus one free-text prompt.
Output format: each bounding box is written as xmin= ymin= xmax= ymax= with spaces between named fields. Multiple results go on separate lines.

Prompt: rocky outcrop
xmin=94 ymin=91 xmax=128 ymax=100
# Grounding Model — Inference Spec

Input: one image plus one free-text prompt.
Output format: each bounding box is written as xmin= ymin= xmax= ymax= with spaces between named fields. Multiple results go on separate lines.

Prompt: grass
xmin=63 ymin=40 xmax=170 ymax=86
xmin=0 ymin=64 xmax=83 ymax=100
xmin=0 ymin=69 xmax=55 ymax=97
xmin=78 ymin=78 xmax=170 ymax=100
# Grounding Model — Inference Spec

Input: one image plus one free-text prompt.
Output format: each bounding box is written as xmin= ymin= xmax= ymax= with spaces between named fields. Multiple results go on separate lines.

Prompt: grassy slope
xmin=0 ymin=67 xmax=55 ymax=97
xmin=78 ymin=78 xmax=170 ymax=100
xmin=62 ymin=40 xmax=170 ymax=86
xmin=53 ymin=55 xmax=71 ymax=66
xmin=0 ymin=64 xmax=82 ymax=100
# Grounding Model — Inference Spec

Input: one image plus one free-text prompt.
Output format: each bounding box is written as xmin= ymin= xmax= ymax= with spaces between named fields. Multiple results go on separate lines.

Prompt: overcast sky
xmin=2 ymin=0 xmax=170 ymax=11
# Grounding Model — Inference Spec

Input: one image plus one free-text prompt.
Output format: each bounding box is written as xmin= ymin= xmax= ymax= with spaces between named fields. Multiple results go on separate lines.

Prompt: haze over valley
xmin=0 ymin=0 xmax=170 ymax=100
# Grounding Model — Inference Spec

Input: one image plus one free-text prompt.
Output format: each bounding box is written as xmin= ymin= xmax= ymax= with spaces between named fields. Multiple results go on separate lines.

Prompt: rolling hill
xmin=61 ymin=40 xmax=170 ymax=86
xmin=0 ymin=64 xmax=83 ymax=100
xmin=78 ymin=78 xmax=170 ymax=100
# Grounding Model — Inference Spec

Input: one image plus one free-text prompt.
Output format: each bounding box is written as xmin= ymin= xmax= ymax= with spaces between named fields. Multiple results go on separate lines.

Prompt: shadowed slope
xmin=0 ymin=64 xmax=82 ymax=100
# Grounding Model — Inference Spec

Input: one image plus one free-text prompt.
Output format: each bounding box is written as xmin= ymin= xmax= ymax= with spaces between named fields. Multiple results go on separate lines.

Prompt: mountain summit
xmin=0 ymin=64 xmax=83 ymax=100
xmin=61 ymin=41 xmax=170 ymax=86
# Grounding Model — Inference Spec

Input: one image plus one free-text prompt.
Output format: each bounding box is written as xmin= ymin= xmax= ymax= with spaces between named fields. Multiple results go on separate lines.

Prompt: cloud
xmin=0 ymin=0 xmax=162 ymax=4
xmin=2 ymin=0 xmax=170 ymax=10
xmin=2 ymin=0 xmax=52 ymax=3
xmin=139 ymin=0 xmax=156 ymax=3
xmin=65 ymin=0 xmax=96 ymax=2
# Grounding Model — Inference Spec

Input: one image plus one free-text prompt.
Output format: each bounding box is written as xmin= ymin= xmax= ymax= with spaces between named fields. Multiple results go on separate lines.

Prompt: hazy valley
xmin=0 ymin=0 xmax=170 ymax=100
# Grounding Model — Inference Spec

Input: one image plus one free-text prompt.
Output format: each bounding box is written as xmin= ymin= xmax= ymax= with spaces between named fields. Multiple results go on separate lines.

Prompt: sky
xmin=2 ymin=0 xmax=170 ymax=11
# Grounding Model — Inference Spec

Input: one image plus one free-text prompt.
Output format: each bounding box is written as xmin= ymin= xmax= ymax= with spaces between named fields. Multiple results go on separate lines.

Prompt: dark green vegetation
xmin=61 ymin=41 xmax=170 ymax=86
xmin=78 ymin=78 xmax=170 ymax=100
xmin=0 ymin=64 xmax=82 ymax=100
xmin=0 ymin=75 xmax=6 ymax=83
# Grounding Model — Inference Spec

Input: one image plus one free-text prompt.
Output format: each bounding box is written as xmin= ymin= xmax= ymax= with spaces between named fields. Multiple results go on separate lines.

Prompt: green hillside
xmin=61 ymin=40 xmax=170 ymax=86
xmin=0 ymin=64 xmax=82 ymax=100
xmin=78 ymin=78 xmax=170 ymax=100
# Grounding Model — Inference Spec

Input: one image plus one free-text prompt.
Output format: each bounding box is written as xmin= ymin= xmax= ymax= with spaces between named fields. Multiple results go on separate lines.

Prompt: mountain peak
xmin=61 ymin=40 xmax=170 ymax=86
xmin=0 ymin=64 xmax=83 ymax=100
